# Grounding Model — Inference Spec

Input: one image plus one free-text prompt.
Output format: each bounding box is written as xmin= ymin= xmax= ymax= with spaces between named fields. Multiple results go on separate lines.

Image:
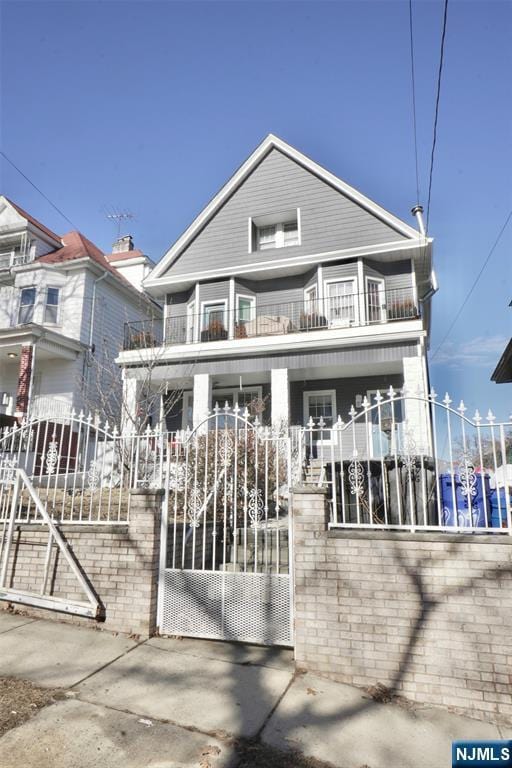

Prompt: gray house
xmin=119 ymin=135 xmax=436 ymax=451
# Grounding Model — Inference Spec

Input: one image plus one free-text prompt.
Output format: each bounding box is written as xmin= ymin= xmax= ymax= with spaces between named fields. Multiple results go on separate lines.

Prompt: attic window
xmin=249 ymin=209 xmax=300 ymax=252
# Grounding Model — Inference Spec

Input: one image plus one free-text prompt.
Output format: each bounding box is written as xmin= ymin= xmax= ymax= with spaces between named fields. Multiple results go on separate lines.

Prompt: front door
xmin=304 ymin=390 xmax=337 ymax=449
xmin=325 ymin=280 xmax=357 ymax=326
xmin=366 ymin=278 xmax=386 ymax=324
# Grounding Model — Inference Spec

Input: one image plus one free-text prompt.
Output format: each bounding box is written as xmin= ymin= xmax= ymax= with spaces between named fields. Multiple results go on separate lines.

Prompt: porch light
xmin=7 ymin=352 xmax=17 ymax=359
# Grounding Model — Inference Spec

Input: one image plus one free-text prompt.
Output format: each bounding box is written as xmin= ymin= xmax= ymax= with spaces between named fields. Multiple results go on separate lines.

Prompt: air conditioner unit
xmin=1 ymin=392 xmax=10 ymax=406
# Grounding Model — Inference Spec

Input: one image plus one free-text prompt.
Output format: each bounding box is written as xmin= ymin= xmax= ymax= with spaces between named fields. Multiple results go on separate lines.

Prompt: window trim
xmin=323 ymin=277 xmax=359 ymax=326
xmin=212 ymin=386 xmax=263 ymax=415
xmin=18 ymin=285 xmax=36 ymax=325
xmin=200 ymin=299 xmax=228 ymax=331
xmin=235 ymin=293 xmax=256 ymax=323
xmin=186 ymin=299 xmax=197 ymax=342
xmin=249 ymin=207 xmax=301 ymax=252
xmin=44 ymin=286 xmax=60 ymax=325
xmin=303 ymin=389 xmax=337 ymax=445
xmin=304 ymin=283 xmax=318 ymax=313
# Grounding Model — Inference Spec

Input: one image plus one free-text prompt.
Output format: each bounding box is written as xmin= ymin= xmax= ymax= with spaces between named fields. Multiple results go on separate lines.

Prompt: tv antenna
xmin=105 ymin=207 xmax=135 ymax=238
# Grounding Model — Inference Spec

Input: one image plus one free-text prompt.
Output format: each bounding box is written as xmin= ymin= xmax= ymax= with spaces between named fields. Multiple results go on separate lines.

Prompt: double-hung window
xmin=44 ymin=287 xmax=60 ymax=324
xmin=303 ymin=390 xmax=337 ymax=444
xmin=18 ymin=287 xmax=36 ymax=324
xmin=252 ymin=212 xmax=300 ymax=251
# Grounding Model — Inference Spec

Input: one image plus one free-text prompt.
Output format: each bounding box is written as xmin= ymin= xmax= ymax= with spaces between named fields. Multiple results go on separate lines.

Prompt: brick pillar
xmin=128 ymin=488 xmax=163 ymax=637
xmin=15 ymin=345 xmax=33 ymax=417
xmin=290 ymin=485 xmax=328 ymax=668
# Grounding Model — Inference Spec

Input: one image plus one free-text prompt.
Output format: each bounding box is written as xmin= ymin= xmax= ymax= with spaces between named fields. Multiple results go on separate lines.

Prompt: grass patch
xmin=0 ymin=677 xmax=65 ymax=737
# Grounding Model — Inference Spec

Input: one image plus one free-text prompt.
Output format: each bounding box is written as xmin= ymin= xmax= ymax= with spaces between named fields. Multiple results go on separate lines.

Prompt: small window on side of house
xmin=257 ymin=225 xmax=276 ymax=250
xmin=252 ymin=211 xmax=300 ymax=252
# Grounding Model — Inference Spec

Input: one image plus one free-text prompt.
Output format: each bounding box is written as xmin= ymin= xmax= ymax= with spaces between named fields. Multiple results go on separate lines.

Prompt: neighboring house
xmin=119 ymin=134 xmax=437 ymax=453
xmin=491 ymin=300 xmax=512 ymax=384
xmin=0 ymin=196 xmax=159 ymax=425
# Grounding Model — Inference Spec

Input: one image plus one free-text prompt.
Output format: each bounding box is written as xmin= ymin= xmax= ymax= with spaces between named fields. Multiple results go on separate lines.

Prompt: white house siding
xmin=32 ymin=356 xmax=84 ymax=413
xmin=0 ymin=362 xmax=19 ymax=415
xmin=5 ymin=267 xmax=87 ymax=339
xmin=33 ymin=237 xmax=56 ymax=258
xmin=166 ymin=148 xmax=409 ymax=277
xmin=0 ymin=285 xmax=18 ymax=327
xmin=84 ymin=272 xmax=156 ymax=416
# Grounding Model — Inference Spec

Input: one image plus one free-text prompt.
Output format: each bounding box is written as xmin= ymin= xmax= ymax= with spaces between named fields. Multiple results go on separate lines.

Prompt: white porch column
xmin=402 ymin=354 xmax=431 ymax=455
xmin=271 ymin=368 xmax=289 ymax=431
xmin=122 ymin=373 xmax=142 ymax=434
xmin=193 ymin=373 xmax=211 ymax=431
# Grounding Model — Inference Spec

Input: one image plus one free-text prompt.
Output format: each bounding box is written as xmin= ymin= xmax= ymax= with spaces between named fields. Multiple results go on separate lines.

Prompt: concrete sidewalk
xmin=0 ymin=612 xmax=510 ymax=768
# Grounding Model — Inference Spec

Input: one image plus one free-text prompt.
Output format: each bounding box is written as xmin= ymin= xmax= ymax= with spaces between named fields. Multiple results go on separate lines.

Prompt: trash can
xmin=439 ymin=473 xmax=490 ymax=528
xmin=489 ymin=488 xmax=512 ymax=529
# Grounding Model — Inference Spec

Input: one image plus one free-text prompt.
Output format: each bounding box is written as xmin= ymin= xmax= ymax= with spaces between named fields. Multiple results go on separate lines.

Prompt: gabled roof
xmin=37 ymin=231 xmax=138 ymax=289
xmin=148 ymin=134 xmax=424 ymax=283
xmin=491 ymin=338 xmax=512 ymax=384
xmin=5 ymin=197 xmax=61 ymax=244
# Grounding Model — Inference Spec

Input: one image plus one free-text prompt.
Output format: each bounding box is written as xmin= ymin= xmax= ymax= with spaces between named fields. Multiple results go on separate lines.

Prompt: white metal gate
xmin=158 ymin=406 xmax=294 ymax=646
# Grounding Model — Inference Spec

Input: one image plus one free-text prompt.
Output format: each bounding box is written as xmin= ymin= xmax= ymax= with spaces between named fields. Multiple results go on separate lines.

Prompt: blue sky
xmin=1 ymin=0 xmax=511 ymax=418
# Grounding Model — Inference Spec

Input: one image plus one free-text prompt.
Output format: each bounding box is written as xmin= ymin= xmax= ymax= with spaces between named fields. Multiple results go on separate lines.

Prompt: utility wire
xmin=0 ymin=150 xmax=79 ymax=231
xmin=408 ymin=0 xmax=420 ymax=205
xmin=430 ymin=207 xmax=512 ymax=360
xmin=426 ymin=0 xmax=449 ymax=234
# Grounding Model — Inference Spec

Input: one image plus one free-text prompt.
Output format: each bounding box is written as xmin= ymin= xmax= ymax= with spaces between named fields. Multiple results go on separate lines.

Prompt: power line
xmin=430 ymin=207 xmax=512 ymax=360
xmin=408 ymin=0 xmax=420 ymax=205
xmin=0 ymin=150 xmax=79 ymax=231
xmin=426 ymin=0 xmax=449 ymax=234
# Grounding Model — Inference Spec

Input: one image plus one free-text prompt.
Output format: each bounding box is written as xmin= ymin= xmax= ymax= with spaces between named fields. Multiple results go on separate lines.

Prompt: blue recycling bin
xmin=440 ymin=473 xmax=490 ymax=528
xmin=489 ymin=488 xmax=512 ymax=529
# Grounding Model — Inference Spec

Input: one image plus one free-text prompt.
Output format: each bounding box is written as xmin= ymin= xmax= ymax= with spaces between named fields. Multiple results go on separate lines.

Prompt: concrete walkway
xmin=0 ymin=612 xmax=510 ymax=768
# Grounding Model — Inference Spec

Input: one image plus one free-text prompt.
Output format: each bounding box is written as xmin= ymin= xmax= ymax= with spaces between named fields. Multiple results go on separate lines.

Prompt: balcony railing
xmin=0 ymin=252 xmax=29 ymax=270
xmin=123 ymin=288 xmax=419 ymax=351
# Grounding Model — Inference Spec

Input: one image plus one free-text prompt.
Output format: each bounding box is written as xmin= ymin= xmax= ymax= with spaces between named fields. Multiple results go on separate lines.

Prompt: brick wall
xmin=292 ymin=486 xmax=512 ymax=724
xmin=1 ymin=489 xmax=162 ymax=637
xmin=15 ymin=344 xmax=33 ymax=416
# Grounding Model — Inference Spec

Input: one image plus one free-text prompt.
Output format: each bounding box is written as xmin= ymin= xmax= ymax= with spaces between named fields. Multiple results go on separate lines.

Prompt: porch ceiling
xmin=0 ymin=325 xmax=84 ymax=361
xmin=144 ymin=359 xmax=404 ymax=389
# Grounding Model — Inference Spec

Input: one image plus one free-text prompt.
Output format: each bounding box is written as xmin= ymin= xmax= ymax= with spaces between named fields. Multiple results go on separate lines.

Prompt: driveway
xmin=0 ymin=611 xmax=509 ymax=768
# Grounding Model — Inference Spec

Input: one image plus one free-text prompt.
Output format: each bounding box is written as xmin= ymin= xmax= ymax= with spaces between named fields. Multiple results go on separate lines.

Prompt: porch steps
xmin=304 ymin=458 xmax=332 ymax=488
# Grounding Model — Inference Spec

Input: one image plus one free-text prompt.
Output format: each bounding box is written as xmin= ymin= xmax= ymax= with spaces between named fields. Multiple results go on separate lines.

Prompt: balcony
xmin=0 ymin=251 xmax=29 ymax=270
xmin=123 ymin=288 xmax=419 ymax=351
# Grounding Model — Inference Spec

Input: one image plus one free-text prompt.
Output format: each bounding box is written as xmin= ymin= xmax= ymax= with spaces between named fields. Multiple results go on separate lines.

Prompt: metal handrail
xmin=123 ymin=288 xmax=419 ymax=350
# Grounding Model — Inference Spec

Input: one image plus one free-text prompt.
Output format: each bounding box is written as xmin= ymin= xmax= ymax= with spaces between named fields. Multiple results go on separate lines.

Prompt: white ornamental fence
xmin=0 ymin=391 xmax=510 ymax=536
xmin=0 ymin=412 xmax=168 ymax=524
xmin=303 ymin=388 xmax=512 ymax=534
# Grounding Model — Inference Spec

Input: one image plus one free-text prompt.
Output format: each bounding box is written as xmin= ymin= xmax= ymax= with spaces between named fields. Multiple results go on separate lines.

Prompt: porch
xmin=0 ymin=324 xmax=84 ymax=420
xmin=123 ymin=286 xmax=419 ymax=351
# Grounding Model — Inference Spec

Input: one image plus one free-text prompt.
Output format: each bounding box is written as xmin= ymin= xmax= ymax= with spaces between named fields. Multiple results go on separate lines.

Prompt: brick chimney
xmin=112 ymin=235 xmax=134 ymax=254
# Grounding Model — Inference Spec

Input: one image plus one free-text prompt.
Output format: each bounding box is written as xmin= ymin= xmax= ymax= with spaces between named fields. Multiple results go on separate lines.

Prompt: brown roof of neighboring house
xmin=37 ymin=231 xmax=135 ymax=290
xmin=6 ymin=198 xmax=61 ymax=243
